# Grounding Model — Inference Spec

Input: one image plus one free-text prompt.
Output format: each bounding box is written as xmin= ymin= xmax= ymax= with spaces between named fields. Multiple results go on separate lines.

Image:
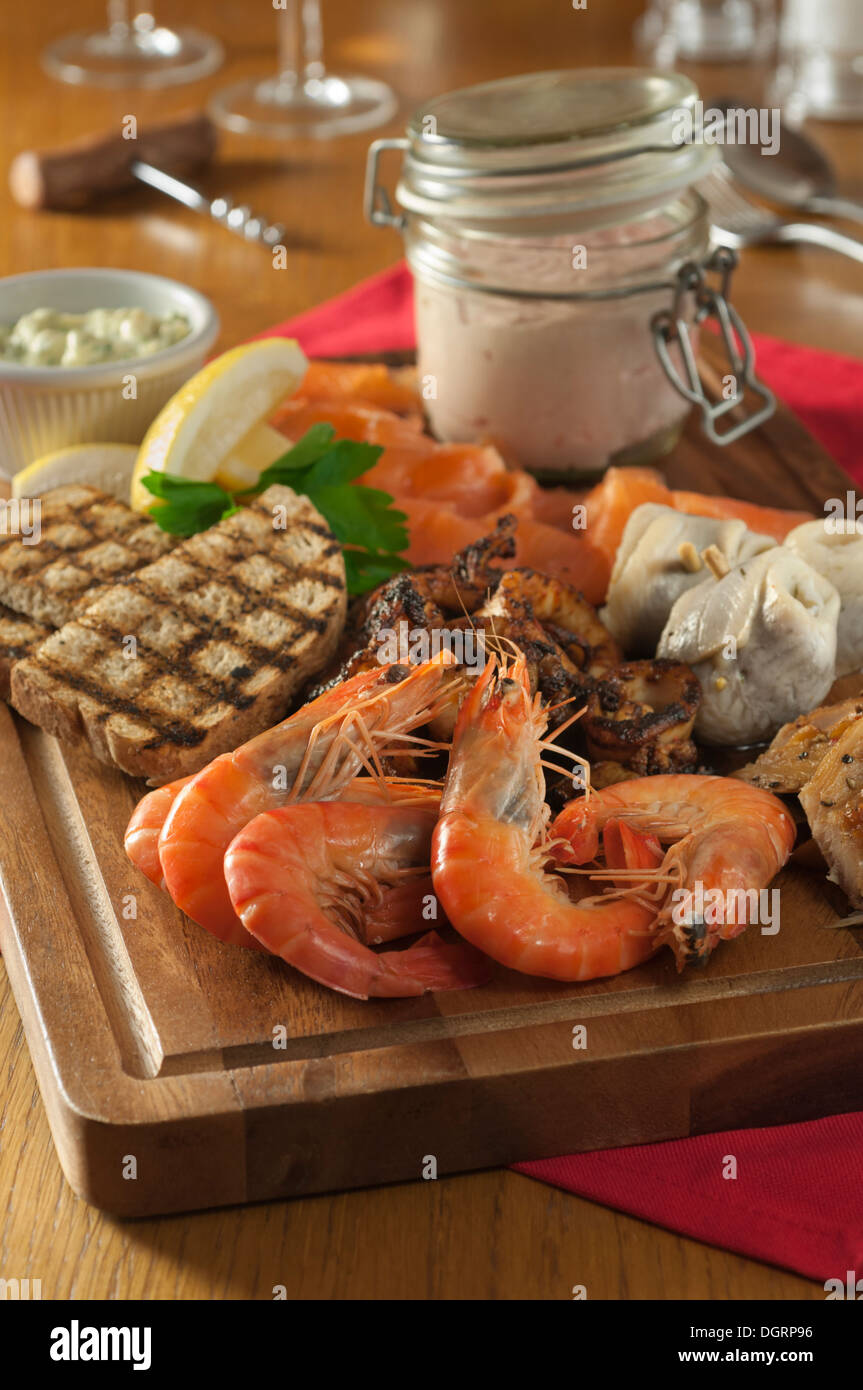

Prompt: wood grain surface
xmin=1 ymin=0 xmax=861 ymax=1300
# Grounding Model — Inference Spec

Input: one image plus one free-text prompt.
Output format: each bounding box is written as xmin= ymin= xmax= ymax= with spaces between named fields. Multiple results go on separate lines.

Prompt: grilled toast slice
xmin=11 ymin=486 xmax=348 ymax=782
xmin=0 ymin=604 xmax=52 ymax=701
xmin=0 ymin=484 xmax=175 ymax=628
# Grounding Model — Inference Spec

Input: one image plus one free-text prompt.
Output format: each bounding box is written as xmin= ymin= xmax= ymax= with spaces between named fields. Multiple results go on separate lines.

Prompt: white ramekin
xmin=0 ymin=268 xmax=220 ymax=478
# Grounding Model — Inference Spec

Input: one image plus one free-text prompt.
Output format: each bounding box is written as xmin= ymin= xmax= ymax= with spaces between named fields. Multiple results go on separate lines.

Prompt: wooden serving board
xmin=2 ymin=343 xmax=863 ymax=1217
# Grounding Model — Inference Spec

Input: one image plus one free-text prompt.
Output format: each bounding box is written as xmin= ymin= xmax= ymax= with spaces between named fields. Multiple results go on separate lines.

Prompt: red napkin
xmin=266 ymin=262 xmax=863 ymax=1282
xmin=258 ymin=263 xmax=418 ymax=358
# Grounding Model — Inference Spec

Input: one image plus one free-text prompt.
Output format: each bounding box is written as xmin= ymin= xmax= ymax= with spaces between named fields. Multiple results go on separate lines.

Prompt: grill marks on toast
xmin=10 ymin=486 xmax=348 ymax=779
xmin=0 ymin=605 xmax=51 ymax=700
xmin=0 ymin=484 xmax=175 ymax=628
xmin=58 ymin=550 xmax=341 ymax=730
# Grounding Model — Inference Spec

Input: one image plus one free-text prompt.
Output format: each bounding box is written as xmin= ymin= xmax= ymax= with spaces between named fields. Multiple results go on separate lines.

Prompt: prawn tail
xmin=361 ymin=877 xmax=437 ymax=944
xmin=125 ymin=824 xmax=165 ymax=888
xmin=549 ymin=799 xmax=598 ymax=865
xmin=125 ymin=776 xmax=193 ymax=888
xmin=387 ymin=931 xmax=492 ymax=993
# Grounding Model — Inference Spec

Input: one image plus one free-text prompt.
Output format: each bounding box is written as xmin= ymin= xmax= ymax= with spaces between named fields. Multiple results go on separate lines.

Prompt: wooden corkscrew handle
xmin=9 ymin=112 xmax=217 ymax=211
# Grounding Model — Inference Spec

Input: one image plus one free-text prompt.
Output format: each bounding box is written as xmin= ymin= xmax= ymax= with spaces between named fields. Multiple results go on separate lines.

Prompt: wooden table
xmin=1 ymin=0 xmax=860 ymax=1301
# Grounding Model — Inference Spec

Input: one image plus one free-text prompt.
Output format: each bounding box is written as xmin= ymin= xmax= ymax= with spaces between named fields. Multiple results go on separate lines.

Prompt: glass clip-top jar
xmin=365 ymin=69 xmax=775 ymax=481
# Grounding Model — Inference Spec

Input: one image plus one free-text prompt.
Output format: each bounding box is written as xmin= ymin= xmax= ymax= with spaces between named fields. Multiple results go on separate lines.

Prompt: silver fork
xmin=701 ymin=164 xmax=863 ymax=265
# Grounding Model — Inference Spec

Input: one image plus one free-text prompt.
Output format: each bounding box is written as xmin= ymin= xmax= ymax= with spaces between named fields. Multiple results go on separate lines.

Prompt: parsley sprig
xmin=141 ymin=424 xmax=410 ymax=595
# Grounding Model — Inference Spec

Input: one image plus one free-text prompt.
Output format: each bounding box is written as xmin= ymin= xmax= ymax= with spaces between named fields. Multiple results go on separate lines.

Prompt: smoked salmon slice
xmin=271 ymin=397 xmax=426 ymax=447
xmin=361 ymin=443 xmax=519 ymax=515
xmin=670 ymin=490 xmax=813 ymax=540
xmin=297 ymin=361 xmax=421 ymax=415
xmin=271 ymin=366 xmax=814 ymax=606
xmin=394 ymin=500 xmax=608 ymax=599
xmin=581 ymin=468 xmax=673 ymax=598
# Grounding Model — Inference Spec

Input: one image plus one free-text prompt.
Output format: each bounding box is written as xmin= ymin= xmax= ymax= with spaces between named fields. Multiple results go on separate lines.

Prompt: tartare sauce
xmin=0 ymin=306 xmax=191 ymax=368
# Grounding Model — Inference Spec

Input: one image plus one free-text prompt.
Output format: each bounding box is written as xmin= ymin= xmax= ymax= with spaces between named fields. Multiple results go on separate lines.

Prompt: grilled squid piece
xmin=316 ymin=525 xmax=619 ymax=745
xmin=474 ymin=568 xmax=621 ymax=678
xmin=785 ymin=520 xmax=863 ymax=677
xmin=357 ymin=515 xmax=517 ymax=638
xmin=469 ymin=568 xmax=620 ymax=730
xmin=583 ymin=659 xmax=702 ymax=776
xmin=315 ymin=517 xmax=518 ymax=692
xmin=602 ymin=504 xmax=773 ymax=655
xmin=658 ymin=547 xmax=840 ymax=746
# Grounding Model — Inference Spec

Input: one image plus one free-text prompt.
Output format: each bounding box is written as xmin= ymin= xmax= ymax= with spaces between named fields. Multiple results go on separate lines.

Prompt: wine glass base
xmin=42 ymin=27 xmax=224 ymax=89
xmin=209 ymin=74 xmax=398 ymax=139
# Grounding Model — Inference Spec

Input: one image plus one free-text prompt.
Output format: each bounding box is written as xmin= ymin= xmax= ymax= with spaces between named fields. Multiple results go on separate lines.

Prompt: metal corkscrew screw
xmin=208 ymin=195 xmax=287 ymax=247
xmin=131 ymin=160 xmax=287 ymax=249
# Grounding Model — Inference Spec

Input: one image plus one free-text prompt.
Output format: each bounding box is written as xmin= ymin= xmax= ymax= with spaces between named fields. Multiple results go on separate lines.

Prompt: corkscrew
xmin=131 ymin=161 xmax=287 ymax=248
xmin=9 ymin=113 xmax=287 ymax=253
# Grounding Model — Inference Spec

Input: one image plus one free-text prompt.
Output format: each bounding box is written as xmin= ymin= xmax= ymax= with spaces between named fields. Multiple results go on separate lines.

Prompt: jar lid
xmin=395 ymin=68 xmax=717 ymax=220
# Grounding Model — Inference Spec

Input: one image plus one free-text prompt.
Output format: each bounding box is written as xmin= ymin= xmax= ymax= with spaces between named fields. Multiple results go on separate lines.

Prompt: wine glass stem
xmin=107 ymin=1 xmax=132 ymax=40
xmin=277 ymin=0 xmax=326 ymax=88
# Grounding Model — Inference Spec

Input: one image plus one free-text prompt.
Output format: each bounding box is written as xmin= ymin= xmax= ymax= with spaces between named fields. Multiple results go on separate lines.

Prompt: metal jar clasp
xmin=651 ymin=248 xmax=775 ymax=446
xmin=365 ymin=138 xmax=409 ymax=231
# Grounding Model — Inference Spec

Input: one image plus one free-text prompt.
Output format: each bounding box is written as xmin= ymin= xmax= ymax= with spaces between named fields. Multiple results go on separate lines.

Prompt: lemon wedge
xmin=214 ymin=422 xmax=291 ymax=493
xmin=13 ymin=443 xmax=139 ymax=501
xmin=131 ymin=338 xmax=307 ymax=512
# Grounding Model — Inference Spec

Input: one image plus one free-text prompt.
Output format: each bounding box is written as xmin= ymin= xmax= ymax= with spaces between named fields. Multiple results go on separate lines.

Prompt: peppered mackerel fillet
xmin=10 ymin=485 xmax=348 ymax=782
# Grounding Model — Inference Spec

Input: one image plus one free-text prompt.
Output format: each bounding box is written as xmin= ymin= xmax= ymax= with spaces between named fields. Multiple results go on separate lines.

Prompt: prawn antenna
xmin=345 ymin=713 xmax=390 ymax=787
xmin=381 ymin=774 xmax=444 ymax=790
xmin=451 ymin=575 xmax=477 ymax=631
xmin=540 ymin=762 xmax=578 ymax=781
xmin=543 ymin=702 xmax=587 ymax=742
xmin=482 ymin=612 xmax=503 ymax=659
xmin=537 ymin=738 xmax=584 ymax=761
xmin=538 ymin=740 xmax=591 ymax=802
